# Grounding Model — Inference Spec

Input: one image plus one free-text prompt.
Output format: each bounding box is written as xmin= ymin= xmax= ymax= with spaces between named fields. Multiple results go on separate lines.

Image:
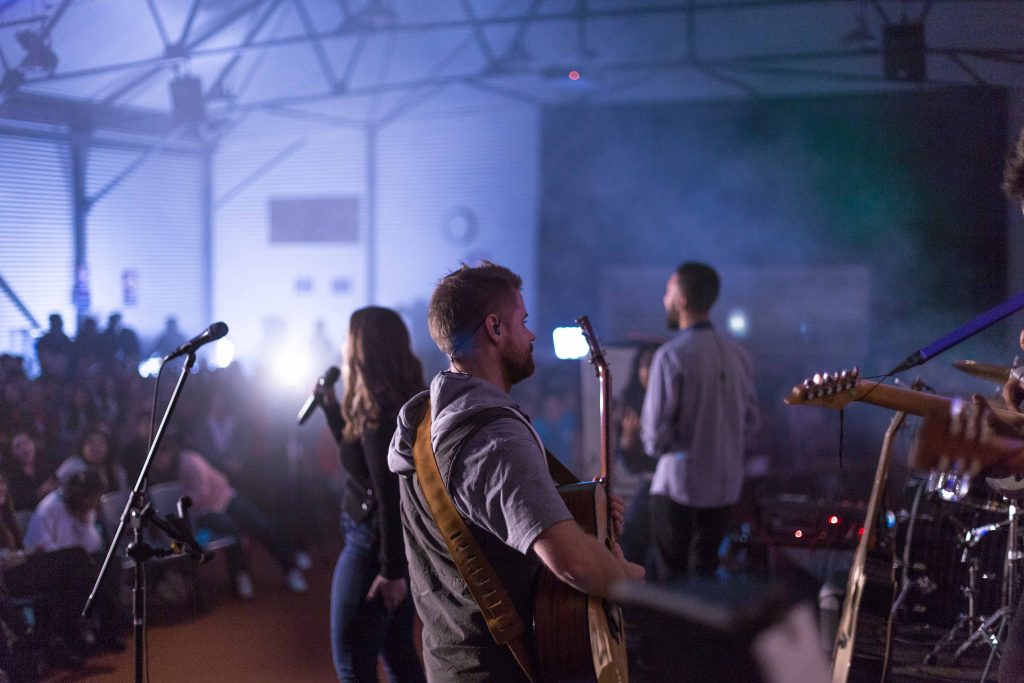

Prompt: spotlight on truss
xmin=16 ymin=30 xmax=57 ymax=74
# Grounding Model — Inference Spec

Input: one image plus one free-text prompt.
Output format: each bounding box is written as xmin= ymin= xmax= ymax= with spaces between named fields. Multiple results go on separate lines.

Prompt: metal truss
xmin=0 ymin=0 xmax=1021 ymax=134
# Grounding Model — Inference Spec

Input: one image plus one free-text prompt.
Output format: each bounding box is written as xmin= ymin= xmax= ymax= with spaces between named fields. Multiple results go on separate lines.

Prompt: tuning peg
xmin=812 ymin=373 xmax=824 ymax=385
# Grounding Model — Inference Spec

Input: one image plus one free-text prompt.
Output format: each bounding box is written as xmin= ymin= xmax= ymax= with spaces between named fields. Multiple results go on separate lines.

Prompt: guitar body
xmin=831 ymin=412 xmax=903 ymax=683
xmin=831 ymin=546 xmax=896 ymax=682
xmin=535 ymin=482 xmax=628 ymax=683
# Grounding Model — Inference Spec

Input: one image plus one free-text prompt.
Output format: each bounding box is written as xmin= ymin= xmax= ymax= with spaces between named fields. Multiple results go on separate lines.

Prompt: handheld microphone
xmin=163 ymin=322 xmax=229 ymax=362
xmin=297 ymin=366 xmax=341 ymax=425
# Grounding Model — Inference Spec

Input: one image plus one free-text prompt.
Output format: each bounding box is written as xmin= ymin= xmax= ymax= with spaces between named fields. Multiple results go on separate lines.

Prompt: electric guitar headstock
xmin=576 ymin=315 xmax=608 ymax=378
xmin=784 ymin=367 xmax=862 ymax=410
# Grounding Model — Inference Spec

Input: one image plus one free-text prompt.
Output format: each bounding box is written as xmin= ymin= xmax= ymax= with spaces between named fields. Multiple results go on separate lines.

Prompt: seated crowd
xmin=0 ymin=314 xmax=316 ymax=677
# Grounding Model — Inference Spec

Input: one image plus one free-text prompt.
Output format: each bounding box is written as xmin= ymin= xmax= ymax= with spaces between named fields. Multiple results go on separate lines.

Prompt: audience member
xmin=35 ymin=313 xmax=73 ymax=379
xmin=22 ymin=468 xmax=125 ymax=653
xmin=1 ymin=432 xmax=57 ymax=512
xmin=57 ymin=426 xmax=129 ymax=494
xmin=0 ymin=473 xmax=121 ymax=667
xmin=151 ymin=431 xmax=308 ymax=599
xmin=24 ymin=467 xmax=106 ymax=554
xmin=616 ymin=343 xmax=660 ymax=568
xmin=72 ymin=316 xmax=102 ymax=373
xmin=98 ymin=313 xmax=140 ymax=370
xmin=58 ymin=386 xmax=100 ymax=456
xmin=149 ymin=316 xmax=186 ymax=358
xmin=190 ymin=388 xmax=246 ymax=479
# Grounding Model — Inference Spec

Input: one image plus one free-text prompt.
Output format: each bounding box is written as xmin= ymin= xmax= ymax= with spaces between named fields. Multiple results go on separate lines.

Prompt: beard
xmin=502 ymin=343 xmax=535 ymax=386
xmin=665 ymin=308 xmax=680 ymax=331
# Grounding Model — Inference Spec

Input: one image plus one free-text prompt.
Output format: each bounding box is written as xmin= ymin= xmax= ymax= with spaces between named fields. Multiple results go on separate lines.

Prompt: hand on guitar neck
xmin=1003 ymin=351 xmax=1024 ymax=413
xmin=912 ymin=394 xmax=1024 ymax=480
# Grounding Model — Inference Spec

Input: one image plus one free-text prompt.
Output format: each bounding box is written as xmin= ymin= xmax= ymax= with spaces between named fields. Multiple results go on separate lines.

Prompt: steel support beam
xmin=365 ymin=124 xmax=377 ymax=305
xmin=70 ymin=128 xmax=89 ymax=322
xmin=201 ymin=143 xmax=214 ymax=324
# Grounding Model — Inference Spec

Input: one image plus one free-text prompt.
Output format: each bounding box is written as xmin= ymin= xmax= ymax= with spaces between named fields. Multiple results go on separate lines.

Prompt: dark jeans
xmin=197 ymin=495 xmax=295 ymax=578
xmin=649 ymin=494 xmax=730 ymax=581
xmin=330 ymin=512 xmax=423 ymax=683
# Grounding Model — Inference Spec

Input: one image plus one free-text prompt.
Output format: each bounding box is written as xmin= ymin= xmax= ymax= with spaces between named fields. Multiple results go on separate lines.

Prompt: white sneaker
xmin=235 ymin=572 xmax=255 ymax=600
xmin=294 ymin=552 xmax=312 ymax=570
xmin=286 ymin=568 xmax=308 ymax=594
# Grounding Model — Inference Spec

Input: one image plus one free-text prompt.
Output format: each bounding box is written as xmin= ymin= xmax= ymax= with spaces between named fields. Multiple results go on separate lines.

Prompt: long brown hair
xmin=342 ymin=307 xmax=425 ymax=442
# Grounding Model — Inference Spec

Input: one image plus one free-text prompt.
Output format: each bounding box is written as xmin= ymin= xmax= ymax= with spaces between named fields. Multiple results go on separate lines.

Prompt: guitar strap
xmin=411 ymin=402 xmax=579 ymax=683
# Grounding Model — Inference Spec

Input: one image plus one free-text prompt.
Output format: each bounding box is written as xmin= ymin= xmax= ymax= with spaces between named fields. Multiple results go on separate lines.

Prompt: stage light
xmin=208 ymin=339 xmax=236 ymax=370
xmin=568 ymin=70 xmax=581 ymax=81
xmin=138 ymin=356 xmax=163 ymax=378
xmin=727 ymin=309 xmax=748 ymax=338
xmin=16 ymin=30 xmax=57 ymax=74
xmin=829 ymin=515 xmax=840 ymax=525
xmin=794 ymin=530 xmax=803 ymax=539
xmin=553 ymin=326 xmax=589 ymax=360
xmin=268 ymin=348 xmax=312 ymax=389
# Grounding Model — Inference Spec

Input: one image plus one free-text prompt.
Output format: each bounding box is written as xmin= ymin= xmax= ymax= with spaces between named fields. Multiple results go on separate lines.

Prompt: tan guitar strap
xmin=411 ymin=403 xmax=539 ymax=683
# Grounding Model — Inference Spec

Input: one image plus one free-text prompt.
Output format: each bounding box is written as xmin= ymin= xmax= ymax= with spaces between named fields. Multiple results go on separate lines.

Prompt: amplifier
xmin=759 ymin=494 xmax=868 ymax=549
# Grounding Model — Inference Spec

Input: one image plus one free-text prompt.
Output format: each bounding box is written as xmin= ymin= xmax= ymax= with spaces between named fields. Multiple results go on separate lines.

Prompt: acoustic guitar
xmin=534 ymin=316 xmax=629 ymax=683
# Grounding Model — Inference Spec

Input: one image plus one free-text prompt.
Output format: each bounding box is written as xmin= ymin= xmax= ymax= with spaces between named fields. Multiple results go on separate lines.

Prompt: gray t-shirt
xmin=390 ymin=373 xmax=573 ymax=682
xmin=450 ymin=410 xmax=571 ymax=554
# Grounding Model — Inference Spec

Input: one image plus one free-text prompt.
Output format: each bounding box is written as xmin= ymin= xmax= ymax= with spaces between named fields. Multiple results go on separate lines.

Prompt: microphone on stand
xmin=162 ymin=322 xmax=229 ymax=362
xmin=297 ymin=366 xmax=341 ymax=425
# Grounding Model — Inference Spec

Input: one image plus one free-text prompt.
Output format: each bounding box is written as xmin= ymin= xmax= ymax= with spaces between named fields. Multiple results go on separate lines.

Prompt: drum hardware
xmin=892 ymin=479 xmax=939 ymax=620
xmin=923 ymin=521 xmax=999 ymax=665
xmin=927 ymin=469 xmax=973 ymax=504
xmin=925 ymin=501 xmax=1022 ymax=671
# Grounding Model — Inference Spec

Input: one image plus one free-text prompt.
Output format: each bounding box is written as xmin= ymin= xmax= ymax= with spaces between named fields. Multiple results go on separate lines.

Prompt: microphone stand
xmin=83 ymin=351 xmax=208 ymax=683
xmin=889 ymin=290 xmax=1024 ymax=375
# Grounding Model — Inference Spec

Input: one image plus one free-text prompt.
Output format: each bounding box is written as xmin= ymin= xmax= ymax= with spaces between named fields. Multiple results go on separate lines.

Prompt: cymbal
xmin=953 ymin=360 xmax=1011 ymax=383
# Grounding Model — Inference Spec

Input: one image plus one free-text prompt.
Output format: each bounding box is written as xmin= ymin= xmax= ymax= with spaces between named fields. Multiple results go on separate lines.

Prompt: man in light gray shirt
xmin=641 ymin=262 xmax=759 ymax=581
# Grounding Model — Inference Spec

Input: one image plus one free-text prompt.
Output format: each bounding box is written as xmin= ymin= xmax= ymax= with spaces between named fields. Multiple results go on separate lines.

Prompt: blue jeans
xmin=330 ymin=512 xmax=423 ymax=683
xmin=197 ymin=494 xmax=295 ymax=579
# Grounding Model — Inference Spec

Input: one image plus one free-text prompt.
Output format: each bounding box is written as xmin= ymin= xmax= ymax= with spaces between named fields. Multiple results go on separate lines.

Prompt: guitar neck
xmin=791 ymin=379 xmax=1024 ymax=427
xmin=851 ymin=381 xmax=963 ymax=417
xmin=598 ymin=364 xmax=612 ymax=486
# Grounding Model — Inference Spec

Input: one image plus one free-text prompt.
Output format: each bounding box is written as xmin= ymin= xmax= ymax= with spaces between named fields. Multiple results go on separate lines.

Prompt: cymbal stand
xmin=924 ymin=555 xmax=985 ymax=664
xmin=951 ymin=501 xmax=1020 ymax=670
xmin=892 ymin=480 xmax=939 ymax=622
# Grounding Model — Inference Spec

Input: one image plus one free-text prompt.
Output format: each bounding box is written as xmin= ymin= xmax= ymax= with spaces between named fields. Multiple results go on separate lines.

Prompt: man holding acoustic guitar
xmin=388 ymin=261 xmax=644 ymax=682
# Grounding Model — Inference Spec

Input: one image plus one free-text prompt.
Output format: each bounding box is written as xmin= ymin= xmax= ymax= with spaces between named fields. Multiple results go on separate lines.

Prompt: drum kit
xmin=897 ymin=358 xmax=1024 ymax=673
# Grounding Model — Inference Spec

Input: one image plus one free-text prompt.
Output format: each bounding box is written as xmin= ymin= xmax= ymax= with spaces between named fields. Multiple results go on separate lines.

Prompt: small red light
xmin=858 ymin=526 xmax=865 ymax=536
xmin=794 ymin=530 xmax=803 ymax=539
xmin=829 ymin=515 xmax=840 ymax=525
xmin=568 ymin=70 xmax=581 ymax=81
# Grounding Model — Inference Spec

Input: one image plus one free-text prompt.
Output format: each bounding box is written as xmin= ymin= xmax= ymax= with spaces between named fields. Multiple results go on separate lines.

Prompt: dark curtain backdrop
xmin=539 ymin=88 xmax=1009 ymax=469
